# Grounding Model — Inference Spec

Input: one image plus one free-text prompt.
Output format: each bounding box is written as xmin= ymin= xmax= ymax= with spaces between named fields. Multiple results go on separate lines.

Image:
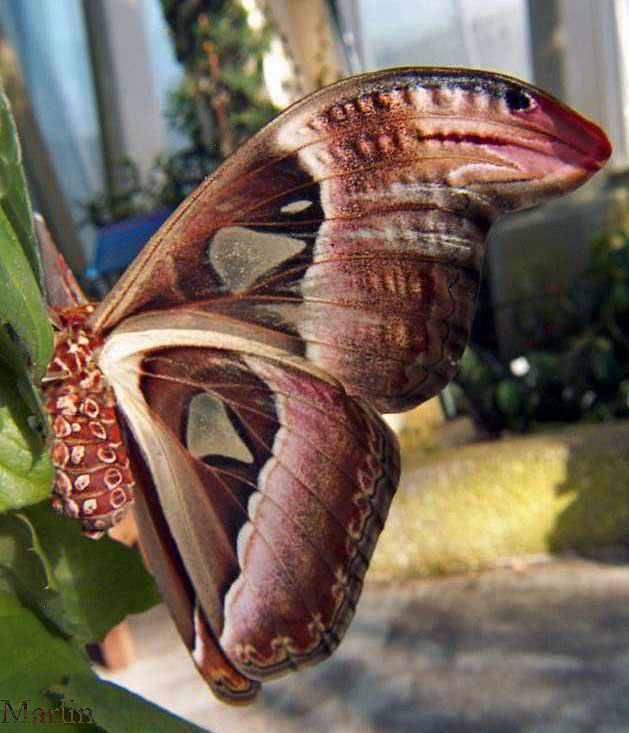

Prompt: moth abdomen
xmin=43 ymin=304 xmax=134 ymax=538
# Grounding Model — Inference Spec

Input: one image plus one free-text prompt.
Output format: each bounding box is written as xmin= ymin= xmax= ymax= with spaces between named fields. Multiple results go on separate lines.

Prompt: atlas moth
xmin=40 ymin=67 xmax=611 ymax=703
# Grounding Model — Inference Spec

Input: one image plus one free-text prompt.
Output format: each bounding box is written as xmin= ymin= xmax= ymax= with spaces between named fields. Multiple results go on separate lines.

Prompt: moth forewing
xmin=88 ymin=67 xmax=610 ymax=414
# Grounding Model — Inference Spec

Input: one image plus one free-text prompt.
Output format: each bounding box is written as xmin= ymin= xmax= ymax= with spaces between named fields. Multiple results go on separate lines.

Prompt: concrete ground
xmin=98 ymin=556 xmax=629 ymax=733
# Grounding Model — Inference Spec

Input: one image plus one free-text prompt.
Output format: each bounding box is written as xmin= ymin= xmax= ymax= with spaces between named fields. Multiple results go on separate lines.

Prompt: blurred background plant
xmin=452 ymin=227 xmax=629 ymax=435
xmin=80 ymin=157 xmax=148 ymax=227
xmin=155 ymin=0 xmax=277 ymax=205
xmin=82 ymin=0 xmax=278 ymax=226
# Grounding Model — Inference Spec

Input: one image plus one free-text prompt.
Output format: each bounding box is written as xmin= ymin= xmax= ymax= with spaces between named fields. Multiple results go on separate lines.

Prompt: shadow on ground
xmin=549 ymin=421 xmax=629 ymax=556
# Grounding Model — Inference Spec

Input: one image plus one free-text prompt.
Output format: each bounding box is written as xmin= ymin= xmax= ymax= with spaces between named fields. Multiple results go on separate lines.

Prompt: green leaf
xmin=50 ymin=675 xmax=214 ymax=733
xmin=0 ymin=374 xmax=52 ymax=511
xmin=0 ymin=512 xmax=77 ymax=638
xmin=0 ymin=87 xmax=52 ymax=429
xmin=0 ymin=320 xmax=28 ymax=375
xmin=0 ymin=328 xmax=49 ymax=433
xmin=0 ymin=88 xmax=44 ymax=289
xmin=0 ymin=589 xmax=97 ymax=730
xmin=0 ymin=205 xmax=52 ymax=380
xmin=24 ymin=501 xmax=161 ymax=644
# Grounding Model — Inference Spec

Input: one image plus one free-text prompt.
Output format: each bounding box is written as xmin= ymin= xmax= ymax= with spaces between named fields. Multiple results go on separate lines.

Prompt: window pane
xmin=0 ymin=0 xmax=104 ymax=209
xmin=358 ymin=0 xmax=532 ymax=80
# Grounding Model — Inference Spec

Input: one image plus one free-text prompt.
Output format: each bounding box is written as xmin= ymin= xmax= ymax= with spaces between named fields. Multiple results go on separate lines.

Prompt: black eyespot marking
xmin=505 ymin=88 xmax=533 ymax=112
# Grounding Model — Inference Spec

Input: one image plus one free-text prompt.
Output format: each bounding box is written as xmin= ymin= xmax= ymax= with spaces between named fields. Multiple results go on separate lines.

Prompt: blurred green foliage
xmin=156 ymin=0 xmax=277 ymax=204
xmin=79 ymin=158 xmax=148 ymax=228
xmin=454 ymin=228 xmax=629 ymax=434
xmin=84 ymin=0 xmax=277 ymax=226
xmin=161 ymin=0 xmax=277 ymax=149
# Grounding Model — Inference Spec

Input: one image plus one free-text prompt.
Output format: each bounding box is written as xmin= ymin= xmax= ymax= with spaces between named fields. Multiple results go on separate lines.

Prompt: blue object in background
xmin=86 ymin=208 xmax=174 ymax=279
